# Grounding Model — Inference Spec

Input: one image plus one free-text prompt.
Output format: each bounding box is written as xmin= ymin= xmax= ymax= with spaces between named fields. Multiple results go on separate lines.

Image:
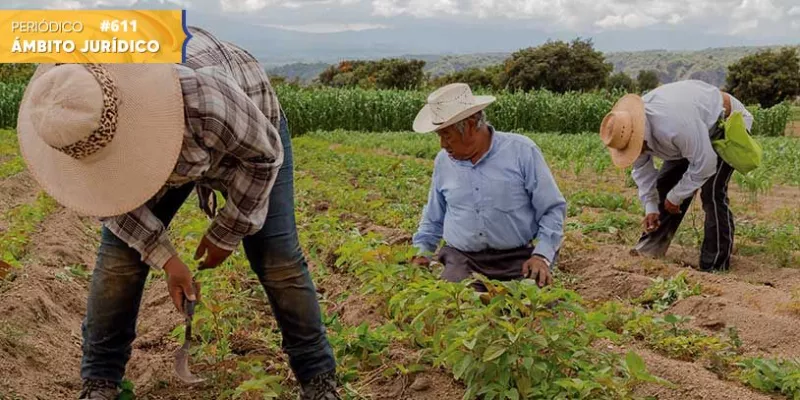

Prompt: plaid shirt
xmin=101 ymin=26 xmax=284 ymax=269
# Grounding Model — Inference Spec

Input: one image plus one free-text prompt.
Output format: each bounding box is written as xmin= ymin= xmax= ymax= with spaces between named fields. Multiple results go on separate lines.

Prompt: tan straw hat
xmin=599 ymin=94 xmax=646 ymax=168
xmin=413 ymin=83 xmax=496 ymax=133
xmin=16 ymin=63 xmax=185 ymax=217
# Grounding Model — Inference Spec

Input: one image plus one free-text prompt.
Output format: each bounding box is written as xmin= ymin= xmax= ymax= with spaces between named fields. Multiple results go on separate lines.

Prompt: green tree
xmin=637 ymin=70 xmax=660 ymax=92
xmin=725 ymin=47 xmax=800 ymax=108
xmin=317 ymin=58 xmax=426 ymax=90
xmin=607 ymin=71 xmax=636 ymax=92
xmin=429 ymin=65 xmax=503 ymax=90
xmin=499 ymin=38 xmax=613 ymax=93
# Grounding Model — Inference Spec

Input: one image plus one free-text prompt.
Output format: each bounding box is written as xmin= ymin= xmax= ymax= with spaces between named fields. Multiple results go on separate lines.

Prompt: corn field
xmin=0 ymin=82 xmax=793 ymax=137
xmin=0 ymin=83 xmax=25 ymax=129
xmin=748 ymin=103 xmax=792 ymax=137
xmin=276 ymin=85 xmax=624 ymax=135
xmin=277 ymin=85 xmax=792 ymax=137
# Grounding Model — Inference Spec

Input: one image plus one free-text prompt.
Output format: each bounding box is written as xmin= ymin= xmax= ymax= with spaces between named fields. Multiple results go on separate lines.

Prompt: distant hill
xmin=267 ymin=45 xmax=800 ymax=88
xmin=605 ymin=46 xmax=799 ymax=87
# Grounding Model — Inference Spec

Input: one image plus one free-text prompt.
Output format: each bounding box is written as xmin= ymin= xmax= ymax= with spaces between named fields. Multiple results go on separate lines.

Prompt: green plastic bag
xmin=711 ymin=111 xmax=763 ymax=174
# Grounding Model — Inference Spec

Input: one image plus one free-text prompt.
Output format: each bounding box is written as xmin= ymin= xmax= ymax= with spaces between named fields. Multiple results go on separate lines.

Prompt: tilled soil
xmin=0 ymin=174 xmax=798 ymax=399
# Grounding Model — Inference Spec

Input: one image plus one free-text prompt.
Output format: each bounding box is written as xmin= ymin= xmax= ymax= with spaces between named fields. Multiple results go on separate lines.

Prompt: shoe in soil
xmin=298 ymin=370 xmax=340 ymax=400
xmin=78 ymin=379 xmax=119 ymax=400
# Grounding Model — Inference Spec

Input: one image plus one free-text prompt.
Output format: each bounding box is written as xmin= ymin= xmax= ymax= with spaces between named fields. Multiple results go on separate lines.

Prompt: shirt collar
xmin=451 ymin=125 xmax=499 ymax=167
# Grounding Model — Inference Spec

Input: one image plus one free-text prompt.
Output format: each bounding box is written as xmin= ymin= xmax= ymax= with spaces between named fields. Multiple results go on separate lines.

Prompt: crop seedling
xmin=635 ymin=272 xmax=702 ymax=312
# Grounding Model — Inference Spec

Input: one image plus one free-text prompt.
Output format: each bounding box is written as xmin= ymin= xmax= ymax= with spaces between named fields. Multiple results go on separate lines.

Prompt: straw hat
xmin=16 ymin=63 xmax=185 ymax=217
xmin=599 ymin=94 xmax=646 ymax=168
xmin=413 ymin=83 xmax=496 ymax=133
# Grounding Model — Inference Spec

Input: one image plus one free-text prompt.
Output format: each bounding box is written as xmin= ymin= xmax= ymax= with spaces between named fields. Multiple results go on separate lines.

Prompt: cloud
xmin=26 ymin=0 xmax=800 ymax=41
xmin=372 ymin=0 xmax=460 ymax=18
xmin=262 ymin=22 xmax=389 ymax=32
xmin=367 ymin=0 xmax=799 ymax=37
xmin=595 ymin=13 xmax=659 ymax=29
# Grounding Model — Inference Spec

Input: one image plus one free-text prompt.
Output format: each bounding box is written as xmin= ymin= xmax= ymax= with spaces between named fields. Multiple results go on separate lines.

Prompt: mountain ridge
xmin=267 ymin=45 xmax=800 ymax=88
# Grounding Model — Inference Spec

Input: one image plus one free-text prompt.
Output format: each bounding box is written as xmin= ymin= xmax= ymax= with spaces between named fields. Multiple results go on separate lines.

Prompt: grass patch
xmin=0 ymin=192 xmax=59 ymax=267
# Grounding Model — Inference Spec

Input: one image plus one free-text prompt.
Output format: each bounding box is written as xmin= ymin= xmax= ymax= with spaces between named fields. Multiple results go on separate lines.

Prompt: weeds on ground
xmin=635 ymin=272 xmax=702 ymax=312
xmin=0 ymin=192 xmax=58 ymax=267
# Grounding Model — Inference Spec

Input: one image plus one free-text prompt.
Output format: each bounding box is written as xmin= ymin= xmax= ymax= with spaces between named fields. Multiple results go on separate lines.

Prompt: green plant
xmin=0 ymin=192 xmax=59 ymax=267
xmin=735 ymin=358 xmax=800 ymax=398
xmin=232 ymin=360 xmax=285 ymax=399
xmin=117 ymin=380 xmax=135 ymax=400
xmin=734 ymin=167 xmax=774 ymax=205
xmin=635 ymin=272 xmax=702 ymax=312
xmin=0 ymin=83 xmax=25 ymax=128
xmin=384 ymin=274 xmax=667 ymax=399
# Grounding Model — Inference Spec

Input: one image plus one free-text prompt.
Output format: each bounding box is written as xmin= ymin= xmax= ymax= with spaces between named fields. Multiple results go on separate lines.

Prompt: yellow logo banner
xmin=0 ymin=9 xmax=189 ymax=64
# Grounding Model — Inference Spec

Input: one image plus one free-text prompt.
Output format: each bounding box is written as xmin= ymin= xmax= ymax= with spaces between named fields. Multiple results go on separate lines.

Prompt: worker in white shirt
xmin=599 ymin=79 xmax=753 ymax=272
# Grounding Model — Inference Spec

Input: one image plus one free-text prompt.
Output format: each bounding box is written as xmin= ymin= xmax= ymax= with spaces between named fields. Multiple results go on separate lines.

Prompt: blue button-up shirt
xmin=412 ymin=129 xmax=567 ymax=263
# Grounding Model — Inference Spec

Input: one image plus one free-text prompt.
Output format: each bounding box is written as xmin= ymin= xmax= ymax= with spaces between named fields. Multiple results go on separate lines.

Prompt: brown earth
xmin=0 ymin=193 xmax=463 ymax=400
xmin=0 ymin=207 xmax=97 ymax=399
xmin=1 ymin=154 xmax=799 ymax=399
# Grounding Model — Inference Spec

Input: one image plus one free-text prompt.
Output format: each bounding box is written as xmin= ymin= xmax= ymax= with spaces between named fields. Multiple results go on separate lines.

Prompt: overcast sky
xmin=10 ymin=0 xmax=800 ymax=53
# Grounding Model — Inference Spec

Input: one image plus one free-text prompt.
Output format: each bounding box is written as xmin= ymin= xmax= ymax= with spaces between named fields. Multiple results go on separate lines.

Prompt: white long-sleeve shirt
xmin=631 ymin=80 xmax=753 ymax=214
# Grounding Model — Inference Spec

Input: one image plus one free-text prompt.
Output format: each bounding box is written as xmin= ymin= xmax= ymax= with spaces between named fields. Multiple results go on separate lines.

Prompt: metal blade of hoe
xmin=174 ymin=298 xmax=206 ymax=384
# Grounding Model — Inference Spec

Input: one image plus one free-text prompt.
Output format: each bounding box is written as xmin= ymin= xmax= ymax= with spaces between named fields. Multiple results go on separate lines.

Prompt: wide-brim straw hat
xmin=599 ymin=93 xmax=646 ymax=168
xmin=16 ymin=63 xmax=185 ymax=217
xmin=413 ymin=83 xmax=496 ymax=133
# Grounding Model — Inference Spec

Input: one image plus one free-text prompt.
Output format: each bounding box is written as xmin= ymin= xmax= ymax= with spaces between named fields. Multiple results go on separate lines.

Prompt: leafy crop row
xmin=0 ymin=83 xmax=25 ymax=129
xmin=307 ymin=130 xmax=800 ymax=187
xmin=277 ymin=85 xmax=792 ymax=136
xmin=0 ymin=82 xmax=792 ymax=135
xmin=291 ymin=138 xmax=665 ymax=399
xmin=290 ymin=136 xmax=800 ymax=399
xmin=0 ymin=192 xmax=58 ymax=268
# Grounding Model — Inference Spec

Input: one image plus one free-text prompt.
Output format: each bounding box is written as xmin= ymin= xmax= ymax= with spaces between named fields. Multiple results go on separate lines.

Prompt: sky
xmin=8 ymin=0 xmax=800 ymax=60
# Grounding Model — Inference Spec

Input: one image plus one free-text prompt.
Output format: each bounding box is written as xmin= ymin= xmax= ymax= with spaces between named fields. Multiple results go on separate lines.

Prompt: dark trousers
xmin=633 ymin=155 xmax=736 ymax=271
xmin=79 ymin=112 xmax=336 ymax=385
xmin=437 ymin=245 xmax=558 ymax=291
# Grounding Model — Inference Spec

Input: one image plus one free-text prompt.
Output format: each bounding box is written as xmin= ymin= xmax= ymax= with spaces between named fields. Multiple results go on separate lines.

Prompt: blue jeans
xmin=80 ymin=113 xmax=336 ymax=385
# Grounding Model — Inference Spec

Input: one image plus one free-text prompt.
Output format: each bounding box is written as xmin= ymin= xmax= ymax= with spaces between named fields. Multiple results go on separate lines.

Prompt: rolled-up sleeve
xmin=631 ymin=153 xmax=660 ymax=214
xmin=102 ymin=204 xmax=178 ymax=270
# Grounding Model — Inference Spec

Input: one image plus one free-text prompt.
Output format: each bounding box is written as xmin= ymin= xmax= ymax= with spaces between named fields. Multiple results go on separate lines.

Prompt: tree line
xmin=310 ymin=38 xmax=800 ymax=108
xmin=2 ymin=39 xmax=799 ymax=108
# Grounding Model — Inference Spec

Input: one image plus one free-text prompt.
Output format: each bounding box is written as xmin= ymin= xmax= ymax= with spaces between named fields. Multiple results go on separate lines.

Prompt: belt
xmin=459 ymin=243 xmax=533 ymax=255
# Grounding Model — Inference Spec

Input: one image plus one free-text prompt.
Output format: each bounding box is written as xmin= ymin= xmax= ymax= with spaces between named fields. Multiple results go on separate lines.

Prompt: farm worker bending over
xmin=600 ymin=79 xmax=754 ymax=272
xmin=409 ymin=83 xmax=567 ymax=290
xmin=15 ymin=26 xmax=339 ymax=400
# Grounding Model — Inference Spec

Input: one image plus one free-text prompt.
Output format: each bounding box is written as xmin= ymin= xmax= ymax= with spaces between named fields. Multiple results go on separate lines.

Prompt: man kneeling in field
xmin=409 ymin=83 xmax=567 ymax=289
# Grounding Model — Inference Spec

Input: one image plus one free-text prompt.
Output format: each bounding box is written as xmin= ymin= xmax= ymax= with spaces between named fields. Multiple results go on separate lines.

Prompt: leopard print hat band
xmin=52 ymin=64 xmax=120 ymax=160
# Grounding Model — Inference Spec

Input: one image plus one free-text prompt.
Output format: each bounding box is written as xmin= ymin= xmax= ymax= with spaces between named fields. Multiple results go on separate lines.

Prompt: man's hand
xmin=164 ymin=255 xmax=198 ymax=314
xmin=411 ymin=255 xmax=431 ymax=267
xmin=664 ymin=199 xmax=681 ymax=215
xmin=195 ymin=235 xmax=233 ymax=270
xmin=522 ymin=255 xmax=553 ymax=288
xmin=642 ymin=213 xmax=660 ymax=233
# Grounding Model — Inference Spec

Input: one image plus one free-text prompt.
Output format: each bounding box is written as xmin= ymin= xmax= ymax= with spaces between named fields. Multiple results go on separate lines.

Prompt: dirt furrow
xmin=564 ymin=241 xmax=800 ymax=362
xmin=311 ymin=235 xmax=467 ymax=400
xmin=618 ymin=345 xmax=777 ymax=400
xmin=0 ymin=171 xmax=37 ymax=223
xmin=0 ymin=207 xmax=98 ymax=399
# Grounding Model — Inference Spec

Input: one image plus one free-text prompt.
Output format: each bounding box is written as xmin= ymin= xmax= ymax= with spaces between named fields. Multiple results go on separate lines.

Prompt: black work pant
xmin=633 ymin=156 xmax=736 ymax=271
